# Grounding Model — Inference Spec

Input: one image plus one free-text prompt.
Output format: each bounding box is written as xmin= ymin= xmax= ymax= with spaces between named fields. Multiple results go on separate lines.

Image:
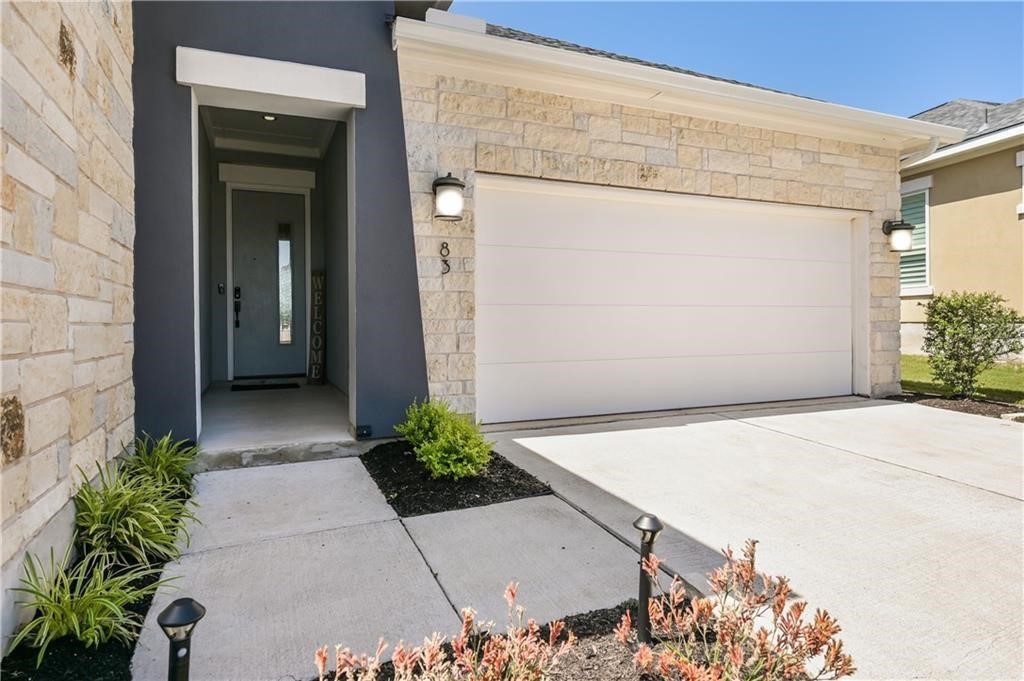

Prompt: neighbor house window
xmin=899 ymin=190 xmax=928 ymax=290
xmin=278 ymin=223 xmax=293 ymax=344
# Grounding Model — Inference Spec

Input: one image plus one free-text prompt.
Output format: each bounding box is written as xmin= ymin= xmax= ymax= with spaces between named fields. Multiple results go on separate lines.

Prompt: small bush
xmin=75 ymin=463 xmax=196 ymax=567
xmin=314 ymin=582 xmax=574 ymax=681
xmin=395 ymin=398 xmax=451 ymax=450
xmin=617 ymin=540 xmax=855 ymax=680
xmin=10 ymin=549 xmax=166 ymax=666
xmin=922 ymin=291 xmax=1024 ymax=398
xmin=122 ymin=433 xmax=199 ymax=498
xmin=396 ymin=399 xmax=492 ymax=479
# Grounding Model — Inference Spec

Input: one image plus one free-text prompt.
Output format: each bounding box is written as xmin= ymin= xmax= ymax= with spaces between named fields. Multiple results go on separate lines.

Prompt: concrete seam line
xmin=178 ymin=516 xmax=402 ymax=558
xmin=398 ymin=517 xmax=462 ymax=618
xmin=547 ymin=489 xmax=707 ymax=599
xmin=718 ymin=413 xmax=1023 ymax=503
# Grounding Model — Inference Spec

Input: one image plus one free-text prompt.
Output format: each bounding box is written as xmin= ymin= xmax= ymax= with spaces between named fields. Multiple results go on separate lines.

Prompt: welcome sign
xmin=308 ymin=270 xmax=326 ymax=384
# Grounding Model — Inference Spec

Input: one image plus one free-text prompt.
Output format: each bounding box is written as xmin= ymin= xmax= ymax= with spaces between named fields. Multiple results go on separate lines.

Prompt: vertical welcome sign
xmin=308 ymin=271 xmax=326 ymax=384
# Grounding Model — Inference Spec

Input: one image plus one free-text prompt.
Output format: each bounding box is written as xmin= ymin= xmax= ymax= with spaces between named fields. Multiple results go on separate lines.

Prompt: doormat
xmin=230 ymin=383 xmax=301 ymax=392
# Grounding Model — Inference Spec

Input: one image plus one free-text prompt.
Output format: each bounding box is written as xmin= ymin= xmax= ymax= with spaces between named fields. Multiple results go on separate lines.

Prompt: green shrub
xmin=10 ymin=549 xmax=166 ymax=666
xmin=122 ymin=433 xmax=199 ymax=498
xmin=922 ymin=291 xmax=1024 ymax=398
xmin=75 ymin=463 xmax=196 ymax=567
xmin=396 ymin=399 xmax=492 ymax=479
xmin=414 ymin=413 xmax=492 ymax=479
xmin=395 ymin=398 xmax=452 ymax=450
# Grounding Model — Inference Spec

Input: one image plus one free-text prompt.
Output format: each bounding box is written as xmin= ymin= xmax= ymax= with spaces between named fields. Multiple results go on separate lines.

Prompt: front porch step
xmin=196 ymin=439 xmax=385 ymax=473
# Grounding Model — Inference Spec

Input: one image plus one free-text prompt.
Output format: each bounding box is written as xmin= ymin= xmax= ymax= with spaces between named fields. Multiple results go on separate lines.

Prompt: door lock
xmin=233 ymin=286 xmax=241 ymax=328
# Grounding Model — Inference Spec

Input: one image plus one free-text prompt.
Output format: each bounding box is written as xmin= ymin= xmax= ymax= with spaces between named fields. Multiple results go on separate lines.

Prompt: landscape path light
xmin=633 ymin=513 xmax=664 ymax=644
xmin=158 ymin=597 xmax=206 ymax=681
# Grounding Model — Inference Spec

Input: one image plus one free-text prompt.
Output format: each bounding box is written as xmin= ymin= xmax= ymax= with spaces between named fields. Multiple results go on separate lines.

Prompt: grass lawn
xmin=901 ymin=355 xmax=1024 ymax=405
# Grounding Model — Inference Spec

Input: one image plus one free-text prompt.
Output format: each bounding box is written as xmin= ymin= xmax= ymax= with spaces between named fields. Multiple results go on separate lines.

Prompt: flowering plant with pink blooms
xmin=314 ymin=582 xmax=575 ymax=681
xmin=615 ymin=540 xmax=855 ymax=681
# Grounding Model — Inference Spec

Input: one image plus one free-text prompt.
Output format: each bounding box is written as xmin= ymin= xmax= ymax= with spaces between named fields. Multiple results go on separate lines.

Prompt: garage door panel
xmin=476 ymin=352 xmax=852 ymax=423
xmin=476 ymin=305 xmax=852 ymax=364
xmin=477 ymin=246 xmax=852 ymax=308
xmin=474 ymin=176 xmax=856 ymax=423
xmin=478 ymin=187 xmax=852 ymax=263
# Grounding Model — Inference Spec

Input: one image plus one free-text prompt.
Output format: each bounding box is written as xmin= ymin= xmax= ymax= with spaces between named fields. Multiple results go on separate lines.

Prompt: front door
xmin=232 ymin=190 xmax=306 ymax=378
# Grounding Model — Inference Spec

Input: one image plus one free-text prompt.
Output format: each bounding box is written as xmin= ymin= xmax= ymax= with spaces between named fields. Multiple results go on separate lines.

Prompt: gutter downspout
xmin=900 ymin=136 xmax=940 ymax=169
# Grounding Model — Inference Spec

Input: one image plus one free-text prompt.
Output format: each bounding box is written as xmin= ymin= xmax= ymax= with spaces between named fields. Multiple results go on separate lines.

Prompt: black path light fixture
xmin=432 ymin=172 xmax=466 ymax=221
xmin=158 ymin=597 xmax=207 ymax=681
xmin=633 ymin=513 xmax=664 ymax=645
xmin=882 ymin=218 xmax=915 ymax=252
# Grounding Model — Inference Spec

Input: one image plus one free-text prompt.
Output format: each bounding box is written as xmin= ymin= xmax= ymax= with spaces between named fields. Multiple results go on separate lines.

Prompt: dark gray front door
xmin=232 ymin=190 xmax=306 ymax=377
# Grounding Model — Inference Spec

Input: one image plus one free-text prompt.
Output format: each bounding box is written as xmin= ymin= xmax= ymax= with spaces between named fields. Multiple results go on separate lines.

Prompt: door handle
xmin=234 ymin=286 xmax=241 ymax=328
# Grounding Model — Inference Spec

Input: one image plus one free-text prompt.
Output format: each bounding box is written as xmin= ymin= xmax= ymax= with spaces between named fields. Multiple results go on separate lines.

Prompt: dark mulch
xmin=360 ymin=440 xmax=551 ymax=517
xmin=886 ymin=392 xmax=1021 ymax=419
xmin=549 ymin=601 xmax=645 ymax=681
xmin=0 ymin=572 xmax=161 ymax=681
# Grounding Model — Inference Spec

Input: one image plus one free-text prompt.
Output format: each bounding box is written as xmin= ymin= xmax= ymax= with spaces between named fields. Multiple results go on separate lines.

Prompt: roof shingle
xmin=911 ymin=98 xmax=1024 ymax=145
xmin=485 ymin=23 xmax=821 ymax=102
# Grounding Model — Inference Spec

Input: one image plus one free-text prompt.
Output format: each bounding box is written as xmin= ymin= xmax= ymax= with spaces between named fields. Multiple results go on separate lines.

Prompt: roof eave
xmin=393 ymin=18 xmax=964 ymax=152
xmin=902 ymin=122 xmax=1024 ymax=174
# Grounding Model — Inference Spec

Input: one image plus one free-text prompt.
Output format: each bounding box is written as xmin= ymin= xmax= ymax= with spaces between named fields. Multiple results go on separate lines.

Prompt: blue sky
xmin=452 ymin=2 xmax=1023 ymax=117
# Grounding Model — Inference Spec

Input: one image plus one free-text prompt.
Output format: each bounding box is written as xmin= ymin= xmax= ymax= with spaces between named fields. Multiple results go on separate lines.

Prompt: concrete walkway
xmin=131 ymin=459 xmax=639 ymax=681
xmin=491 ymin=398 xmax=1024 ymax=680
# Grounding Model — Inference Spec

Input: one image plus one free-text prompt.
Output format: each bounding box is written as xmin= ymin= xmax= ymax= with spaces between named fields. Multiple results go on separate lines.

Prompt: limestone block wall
xmin=398 ymin=69 xmax=904 ymax=415
xmin=1 ymin=0 xmax=135 ymax=645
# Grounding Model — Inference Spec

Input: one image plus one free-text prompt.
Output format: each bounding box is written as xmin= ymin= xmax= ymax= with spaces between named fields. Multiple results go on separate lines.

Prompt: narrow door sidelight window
xmin=278 ymin=223 xmax=293 ymax=344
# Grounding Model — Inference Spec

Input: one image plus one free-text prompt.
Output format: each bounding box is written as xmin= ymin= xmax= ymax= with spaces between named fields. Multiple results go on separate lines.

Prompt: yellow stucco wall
xmin=901 ymin=146 xmax=1024 ymax=325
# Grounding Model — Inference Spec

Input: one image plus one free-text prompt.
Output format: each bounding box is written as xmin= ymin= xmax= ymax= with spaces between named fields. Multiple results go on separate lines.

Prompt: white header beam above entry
xmin=176 ymin=47 xmax=365 ymax=120
xmin=218 ymin=164 xmax=316 ymax=189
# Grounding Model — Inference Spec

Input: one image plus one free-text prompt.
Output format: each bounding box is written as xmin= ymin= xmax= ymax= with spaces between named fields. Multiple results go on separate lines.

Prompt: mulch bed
xmin=360 ymin=440 xmax=551 ymax=517
xmin=0 ymin=573 xmax=161 ymax=681
xmin=549 ymin=601 xmax=645 ymax=681
xmin=886 ymin=392 xmax=1021 ymax=419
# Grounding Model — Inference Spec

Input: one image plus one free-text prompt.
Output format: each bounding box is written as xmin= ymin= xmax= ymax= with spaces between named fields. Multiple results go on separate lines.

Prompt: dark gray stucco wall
xmin=323 ymin=131 xmax=348 ymax=393
xmin=198 ymin=124 xmax=211 ymax=393
xmin=133 ymin=2 xmax=428 ymax=441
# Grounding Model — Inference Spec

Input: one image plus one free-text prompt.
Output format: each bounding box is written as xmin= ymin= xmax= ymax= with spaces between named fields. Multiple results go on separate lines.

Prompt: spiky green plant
xmin=10 ymin=549 xmax=168 ymax=667
xmin=74 ymin=463 xmax=196 ymax=567
xmin=122 ymin=433 xmax=199 ymax=498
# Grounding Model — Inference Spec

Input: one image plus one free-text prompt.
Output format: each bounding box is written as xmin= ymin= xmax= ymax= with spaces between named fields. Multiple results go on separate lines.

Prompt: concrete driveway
xmin=491 ymin=397 xmax=1023 ymax=680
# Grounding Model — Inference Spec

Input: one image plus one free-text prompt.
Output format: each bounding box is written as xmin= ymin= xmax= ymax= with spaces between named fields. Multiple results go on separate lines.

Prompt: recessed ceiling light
xmin=263 ymin=114 xmax=276 ymax=121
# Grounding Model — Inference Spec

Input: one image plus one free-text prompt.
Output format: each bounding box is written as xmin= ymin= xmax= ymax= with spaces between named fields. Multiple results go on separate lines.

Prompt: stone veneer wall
xmin=1 ymin=1 xmax=135 ymax=645
xmin=398 ymin=69 xmax=904 ymax=415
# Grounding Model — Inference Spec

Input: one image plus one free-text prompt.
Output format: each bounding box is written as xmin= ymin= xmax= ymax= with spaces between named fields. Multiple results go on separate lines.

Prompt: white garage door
xmin=475 ymin=175 xmax=858 ymax=424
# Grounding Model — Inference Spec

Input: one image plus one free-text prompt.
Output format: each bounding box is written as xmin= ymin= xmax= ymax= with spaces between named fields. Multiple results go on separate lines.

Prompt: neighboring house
xmin=1 ymin=1 xmax=961 ymax=648
xmin=899 ymin=98 xmax=1024 ymax=353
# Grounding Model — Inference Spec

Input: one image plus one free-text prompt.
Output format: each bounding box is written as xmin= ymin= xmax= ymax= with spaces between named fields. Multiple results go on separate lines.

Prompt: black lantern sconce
xmin=633 ymin=513 xmax=664 ymax=644
xmin=882 ymin=219 xmax=915 ymax=252
xmin=158 ymin=597 xmax=206 ymax=681
xmin=432 ymin=173 xmax=465 ymax=221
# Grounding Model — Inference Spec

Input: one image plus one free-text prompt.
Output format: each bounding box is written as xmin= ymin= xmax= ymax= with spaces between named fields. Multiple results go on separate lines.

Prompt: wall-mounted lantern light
xmin=882 ymin=219 xmax=915 ymax=252
xmin=633 ymin=513 xmax=664 ymax=645
xmin=158 ymin=597 xmax=206 ymax=681
xmin=432 ymin=173 xmax=465 ymax=221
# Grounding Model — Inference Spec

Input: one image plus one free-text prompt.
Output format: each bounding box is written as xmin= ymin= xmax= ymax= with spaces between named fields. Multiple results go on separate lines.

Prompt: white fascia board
xmin=177 ymin=47 xmax=365 ymax=120
xmin=393 ymin=19 xmax=963 ymax=151
xmin=902 ymin=123 xmax=1024 ymax=173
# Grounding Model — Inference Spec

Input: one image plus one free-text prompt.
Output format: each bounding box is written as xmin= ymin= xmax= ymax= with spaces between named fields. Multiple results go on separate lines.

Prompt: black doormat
xmin=230 ymin=383 xmax=301 ymax=392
